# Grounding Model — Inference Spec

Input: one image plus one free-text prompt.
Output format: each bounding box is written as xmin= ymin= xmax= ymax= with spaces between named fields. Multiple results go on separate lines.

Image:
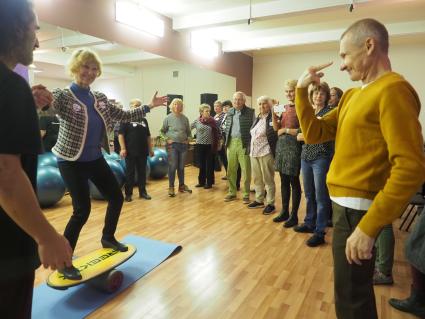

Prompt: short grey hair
xmin=341 ymin=18 xmax=389 ymax=54
xmin=257 ymin=95 xmax=271 ymax=105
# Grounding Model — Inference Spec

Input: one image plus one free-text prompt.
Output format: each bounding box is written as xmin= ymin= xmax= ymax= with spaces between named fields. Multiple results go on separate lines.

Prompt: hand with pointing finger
xmin=297 ymin=62 xmax=333 ymax=88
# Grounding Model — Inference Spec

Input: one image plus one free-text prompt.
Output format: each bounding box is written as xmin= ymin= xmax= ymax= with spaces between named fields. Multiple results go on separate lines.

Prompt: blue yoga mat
xmin=32 ymin=235 xmax=182 ymax=319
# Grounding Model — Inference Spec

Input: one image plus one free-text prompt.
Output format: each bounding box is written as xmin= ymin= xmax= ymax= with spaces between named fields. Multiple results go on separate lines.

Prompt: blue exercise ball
xmin=38 ymin=152 xmax=58 ymax=168
xmin=148 ymin=149 xmax=168 ymax=179
xmin=89 ymin=159 xmax=125 ymax=200
xmin=37 ymin=166 xmax=65 ymax=208
xmin=105 ymin=151 xmax=121 ymax=161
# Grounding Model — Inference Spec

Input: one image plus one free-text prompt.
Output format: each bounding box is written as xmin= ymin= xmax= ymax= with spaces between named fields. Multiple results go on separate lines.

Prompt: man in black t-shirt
xmin=119 ymin=99 xmax=154 ymax=201
xmin=39 ymin=114 xmax=60 ymax=151
xmin=0 ymin=1 xmax=72 ymax=318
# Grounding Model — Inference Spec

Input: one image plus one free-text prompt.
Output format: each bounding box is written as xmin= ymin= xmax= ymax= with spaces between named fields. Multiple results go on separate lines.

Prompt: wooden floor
xmin=36 ymin=166 xmax=417 ymax=319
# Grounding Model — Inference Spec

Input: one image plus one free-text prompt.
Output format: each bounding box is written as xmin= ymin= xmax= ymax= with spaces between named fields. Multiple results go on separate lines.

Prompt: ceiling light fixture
xmin=248 ymin=0 xmax=254 ymax=25
xmin=115 ymin=0 xmax=164 ymax=37
xmin=349 ymin=0 xmax=355 ymax=12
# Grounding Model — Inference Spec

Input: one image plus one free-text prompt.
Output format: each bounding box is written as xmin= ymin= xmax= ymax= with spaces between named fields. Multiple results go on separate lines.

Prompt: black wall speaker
xmin=200 ymin=93 xmax=218 ymax=116
xmin=167 ymin=94 xmax=183 ymax=114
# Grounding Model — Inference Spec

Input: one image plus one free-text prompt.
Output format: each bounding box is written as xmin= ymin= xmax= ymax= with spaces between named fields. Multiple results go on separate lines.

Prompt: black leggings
xmin=58 ymin=157 xmax=124 ymax=251
xmin=124 ymin=155 xmax=147 ymax=196
xmin=279 ymin=173 xmax=301 ymax=216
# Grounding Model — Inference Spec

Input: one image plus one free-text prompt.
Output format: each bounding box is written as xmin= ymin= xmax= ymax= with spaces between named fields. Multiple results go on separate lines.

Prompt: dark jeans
xmin=167 ymin=142 xmax=187 ymax=187
xmin=279 ymin=173 xmax=301 ymax=216
xmin=58 ymin=157 xmax=124 ymax=251
xmin=197 ymin=144 xmax=215 ymax=186
xmin=0 ymin=271 xmax=34 ymax=319
xmin=332 ymin=202 xmax=377 ymax=319
xmin=124 ymin=155 xmax=148 ymax=196
xmin=301 ymin=157 xmax=331 ymax=236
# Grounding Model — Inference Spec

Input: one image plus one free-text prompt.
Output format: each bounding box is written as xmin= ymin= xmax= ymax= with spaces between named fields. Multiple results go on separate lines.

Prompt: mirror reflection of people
xmin=43 ymin=48 xmax=166 ymax=280
xmin=0 ymin=1 xmax=72 ymax=317
xmin=119 ymin=98 xmax=154 ymax=202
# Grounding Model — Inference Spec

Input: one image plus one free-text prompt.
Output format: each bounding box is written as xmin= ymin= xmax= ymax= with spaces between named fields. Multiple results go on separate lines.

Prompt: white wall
xmin=253 ymin=43 xmax=425 ymax=136
xmin=35 ymin=62 xmax=237 ymax=136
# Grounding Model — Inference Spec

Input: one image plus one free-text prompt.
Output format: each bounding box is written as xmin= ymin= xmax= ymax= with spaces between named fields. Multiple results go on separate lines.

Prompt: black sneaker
xmin=248 ymin=201 xmax=265 ymax=209
xmin=204 ymin=185 xmax=212 ymax=189
xmin=273 ymin=211 xmax=289 ymax=223
xmin=283 ymin=217 xmax=298 ymax=228
xmin=195 ymin=184 xmax=205 ymax=188
xmin=101 ymin=237 xmax=128 ymax=252
xmin=59 ymin=265 xmax=82 ymax=280
xmin=262 ymin=205 xmax=275 ymax=215
xmin=125 ymin=195 xmax=132 ymax=202
xmin=306 ymin=234 xmax=325 ymax=247
xmin=294 ymin=224 xmax=315 ymax=233
xmin=139 ymin=192 xmax=151 ymax=200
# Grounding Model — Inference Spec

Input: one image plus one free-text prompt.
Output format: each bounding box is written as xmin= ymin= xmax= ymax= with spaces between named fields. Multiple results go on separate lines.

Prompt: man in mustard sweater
xmin=295 ymin=19 xmax=425 ymax=319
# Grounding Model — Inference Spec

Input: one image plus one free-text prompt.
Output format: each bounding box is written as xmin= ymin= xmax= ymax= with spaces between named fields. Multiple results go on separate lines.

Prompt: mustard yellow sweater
xmin=296 ymin=72 xmax=425 ymax=237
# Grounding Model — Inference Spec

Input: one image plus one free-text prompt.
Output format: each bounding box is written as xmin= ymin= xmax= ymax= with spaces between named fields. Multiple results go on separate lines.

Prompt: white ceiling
xmin=33 ymin=22 xmax=170 ymax=79
xmin=136 ymin=0 xmax=425 ymax=55
xmin=33 ymin=0 xmax=425 ymax=78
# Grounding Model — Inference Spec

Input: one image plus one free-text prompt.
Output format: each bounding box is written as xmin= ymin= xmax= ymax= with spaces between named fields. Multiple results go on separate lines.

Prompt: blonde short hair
xmin=67 ymin=48 xmax=102 ymax=78
xmin=214 ymin=100 xmax=222 ymax=107
xmin=129 ymin=98 xmax=142 ymax=108
xmin=284 ymin=79 xmax=297 ymax=90
xmin=199 ymin=103 xmax=211 ymax=114
xmin=170 ymin=98 xmax=183 ymax=112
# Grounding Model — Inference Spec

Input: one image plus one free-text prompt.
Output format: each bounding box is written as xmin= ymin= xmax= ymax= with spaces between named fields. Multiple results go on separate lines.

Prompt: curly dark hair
xmin=0 ymin=0 xmax=34 ymax=58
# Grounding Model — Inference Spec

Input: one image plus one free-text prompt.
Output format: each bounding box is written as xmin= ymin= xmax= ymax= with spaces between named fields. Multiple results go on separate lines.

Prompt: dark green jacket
xmin=224 ymin=105 xmax=255 ymax=155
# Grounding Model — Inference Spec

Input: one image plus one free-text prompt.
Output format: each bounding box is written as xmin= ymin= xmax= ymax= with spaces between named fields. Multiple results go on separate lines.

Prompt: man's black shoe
xmin=283 ymin=217 xmax=298 ymax=228
xmin=101 ymin=237 xmax=128 ymax=252
xmin=248 ymin=201 xmax=265 ymax=209
xmin=263 ymin=205 xmax=276 ymax=215
xmin=204 ymin=185 xmax=212 ymax=189
xmin=273 ymin=211 xmax=289 ymax=223
xmin=139 ymin=192 xmax=151 ymax=200
xmin=294 ymin=224 xmax=315 ymax=233
xmin=195 ymin=184 xmax=205 ymax=188
xmin=59 ymin=265 xmax=82 ymax=280
xmin=306 ymin=234 xmax=325 ymax=247
xmin=125 ymin=195 xmax=132 ymax=202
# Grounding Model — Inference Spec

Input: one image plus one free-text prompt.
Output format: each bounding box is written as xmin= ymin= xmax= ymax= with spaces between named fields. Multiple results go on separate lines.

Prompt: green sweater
xmin=296 ymin=72 xmax=425 ymax=237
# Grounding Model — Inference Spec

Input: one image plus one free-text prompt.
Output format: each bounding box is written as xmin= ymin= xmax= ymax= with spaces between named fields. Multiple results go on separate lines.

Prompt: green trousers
xmin=226 ymin=138 xmax=251 ymax=197
xmin=375 ymin=224 xmax=395 ymax=275
xmin=332 ymin=202 xmax=378 ymax=319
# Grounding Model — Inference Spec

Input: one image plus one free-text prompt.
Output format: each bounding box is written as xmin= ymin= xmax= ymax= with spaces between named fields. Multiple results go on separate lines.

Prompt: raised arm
xmin=296 ymin=62 xmax=338 ymax=143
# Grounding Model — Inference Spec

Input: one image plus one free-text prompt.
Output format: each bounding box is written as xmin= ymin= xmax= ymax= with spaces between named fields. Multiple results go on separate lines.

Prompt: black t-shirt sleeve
xmin=144 ymin=119 xmax=151 ymax=137
xmin=0 ymin=72 xmax=42 ymax=155
xmin=118 ymin=122 xmax=127 ymax=135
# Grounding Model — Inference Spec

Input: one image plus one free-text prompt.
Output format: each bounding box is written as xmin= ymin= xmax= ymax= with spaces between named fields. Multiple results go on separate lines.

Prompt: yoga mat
xmin=32 ymin=235 xmax=182 ymax=319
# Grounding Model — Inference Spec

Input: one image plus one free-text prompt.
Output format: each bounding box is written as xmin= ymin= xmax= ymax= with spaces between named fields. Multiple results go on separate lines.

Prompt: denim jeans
xmin=301 ymin=156 xmax=331 ymax=236
xmin=167 ymin=142 xmax=187 ymax=187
